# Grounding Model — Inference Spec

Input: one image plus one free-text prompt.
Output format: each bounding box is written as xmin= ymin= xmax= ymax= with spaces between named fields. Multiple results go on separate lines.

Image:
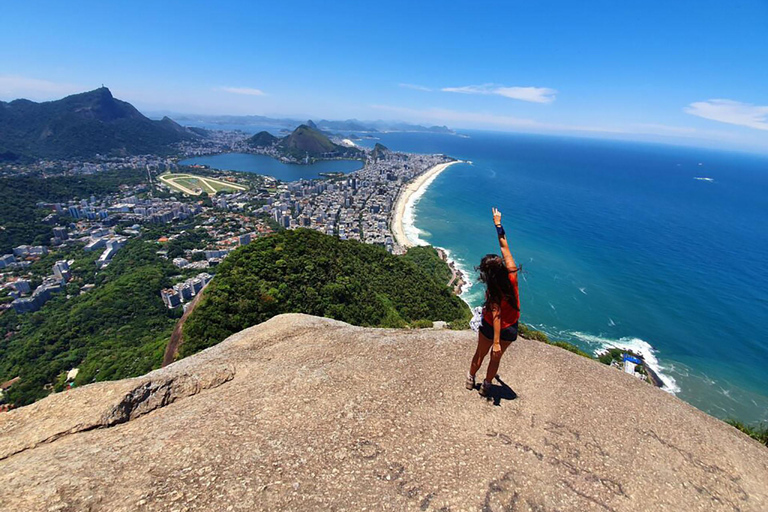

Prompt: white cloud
xmin=218 ymin=86 xmax=267 ymax=96
xmin=0 ymin=75 xmax=83 ymax=100
xmin=442 ymin=84 xmax=557 ymax=104
xmin=685 ymin=99 xmax=768 ymax=131
xmin=398 ymin=83 xmax=432 ymax=92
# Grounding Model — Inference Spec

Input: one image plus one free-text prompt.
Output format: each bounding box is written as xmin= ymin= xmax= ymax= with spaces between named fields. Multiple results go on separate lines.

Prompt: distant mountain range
xmin=246 ymin=124 xmax=363 ymax=160
xmin=0 ymin=87 xmax=453 ymax=163
xmin=0 ymin=88 xmax=201 ymax=161
xmin=156 ymin=112 xmax=455 ymax=136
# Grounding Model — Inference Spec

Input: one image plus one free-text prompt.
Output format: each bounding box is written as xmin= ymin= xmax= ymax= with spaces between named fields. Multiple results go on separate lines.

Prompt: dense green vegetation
xmin=726 ymin=420 xmax=768 ymax=447
xmin=0 ymin=239 xmax=180 ymax=406
xmin=246 ymin=131 xmax=279 ymax=147
xmin=0 ymin=87 xmax=198 ymax=160
xmin=164 ymin=229 xmax=213 ymax=259
xmin=182 ymin=229 xmax=471 ymax=356
xmin=0 ymin=168 xmax=146 ymax=253
xmin=401 ymin=246 xmax=453 ymax=285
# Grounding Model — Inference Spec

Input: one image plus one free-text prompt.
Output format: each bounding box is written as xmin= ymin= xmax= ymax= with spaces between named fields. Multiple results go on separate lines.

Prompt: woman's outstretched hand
xmin=492 ymin=207 xmax=502 ymax=227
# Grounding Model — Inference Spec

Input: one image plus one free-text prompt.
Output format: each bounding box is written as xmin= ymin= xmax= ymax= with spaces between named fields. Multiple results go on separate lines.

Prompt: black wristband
xmin=496 ymin=224 xmax=505 ymax=237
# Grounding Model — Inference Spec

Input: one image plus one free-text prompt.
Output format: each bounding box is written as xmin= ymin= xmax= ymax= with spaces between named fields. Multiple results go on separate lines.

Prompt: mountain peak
xmin=0 ymin=88 xmax=197 ymax=159
xmin=63 ymin=87 xmax=116 ymax=106
xmin=246 ymin=130 xmax=279 ymax=148
xmin=94 ymin=86 xmax=113 ymax=98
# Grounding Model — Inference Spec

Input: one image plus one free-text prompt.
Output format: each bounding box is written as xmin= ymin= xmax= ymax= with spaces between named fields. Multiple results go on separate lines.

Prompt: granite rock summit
xmin=1 ymin=314 xmax=766 ymax=511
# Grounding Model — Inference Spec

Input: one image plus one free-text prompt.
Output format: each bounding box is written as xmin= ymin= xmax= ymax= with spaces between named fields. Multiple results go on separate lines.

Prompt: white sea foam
xmin=608 ymin=317 xmax=616 ymax=327
xmin=570 ymin=331 xmax=681 ymax=394
xmin=719 ymin=387 xmax=733 ymax=400
xmin=438 ymin=246 xmax=474 ymax=299
xmin=693 ymin=176 xmax=714 ymax=182
xmin=401 ymin=166 xmax=449 ymax=247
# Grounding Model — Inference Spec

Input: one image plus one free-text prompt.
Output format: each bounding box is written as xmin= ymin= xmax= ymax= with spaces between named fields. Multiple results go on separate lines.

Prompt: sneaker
xmin=465 ymin=373 xmax=475 ymax=390
xmin=479 ymin=380 xmax=492 ymax=397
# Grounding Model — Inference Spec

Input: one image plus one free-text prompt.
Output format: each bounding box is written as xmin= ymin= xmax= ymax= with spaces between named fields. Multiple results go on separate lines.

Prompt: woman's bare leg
xmin=469 ymin=331 xmax=493 ymax=377
xmin=485 ymin=340 xmax=512 ymax=383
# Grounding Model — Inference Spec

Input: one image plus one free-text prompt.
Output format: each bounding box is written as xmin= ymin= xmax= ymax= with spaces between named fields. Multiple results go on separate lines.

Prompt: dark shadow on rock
xmin=486 ymin=375 xmax=518 ymax=406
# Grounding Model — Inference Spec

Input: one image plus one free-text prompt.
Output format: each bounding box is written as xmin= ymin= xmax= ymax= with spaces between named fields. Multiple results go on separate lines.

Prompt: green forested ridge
xmin=0 ymin=88 xmax=198 ymax=160
xmin=0 ymin=239 xmax=180 ymax=406
xmin=182 ymin=229 xmax=471 ymax=356
xmin=0 ymin=169 xmax=145 ymax=253
xmin=401 ymin=246 xmax=454 ymax=286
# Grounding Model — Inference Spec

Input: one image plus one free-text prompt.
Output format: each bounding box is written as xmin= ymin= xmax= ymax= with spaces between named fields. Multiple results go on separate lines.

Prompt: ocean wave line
xmin=436 ymin=246 xmax=474 ymax=301
xmin=568 ymin=331 xmax=681 ymax=394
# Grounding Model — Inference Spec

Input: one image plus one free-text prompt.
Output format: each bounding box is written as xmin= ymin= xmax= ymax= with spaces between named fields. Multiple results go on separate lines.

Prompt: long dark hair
xmin=476 ymin=254 xmax=519 ymax=311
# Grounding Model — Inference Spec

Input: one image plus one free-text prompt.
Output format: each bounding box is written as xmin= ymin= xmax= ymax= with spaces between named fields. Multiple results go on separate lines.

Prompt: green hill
xmin=182 ymin=229 xmax=470 ymax=356
xmin=276 ymin=124 xmax=363 ymax=160
xmin=0 ymin=229 xmax=469 ymax=407
xmin=245 ymin=130 xmax=279 ymax=147
xmin=0 ymin=87 xmax=200 ymax=160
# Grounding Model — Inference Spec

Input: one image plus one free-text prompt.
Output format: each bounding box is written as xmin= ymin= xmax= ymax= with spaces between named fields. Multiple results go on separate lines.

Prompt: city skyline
xmin=2 ymin=1 xmax=767 ymax=152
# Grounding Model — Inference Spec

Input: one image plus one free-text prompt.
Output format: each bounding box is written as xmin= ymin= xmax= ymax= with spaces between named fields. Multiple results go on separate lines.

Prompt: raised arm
xmin=492 ymin=207 xmax=517 ymax=272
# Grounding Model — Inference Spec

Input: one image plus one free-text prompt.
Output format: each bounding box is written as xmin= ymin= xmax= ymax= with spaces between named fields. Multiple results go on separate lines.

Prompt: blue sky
xmin=2 ymin=0 xmax=767 ymax=151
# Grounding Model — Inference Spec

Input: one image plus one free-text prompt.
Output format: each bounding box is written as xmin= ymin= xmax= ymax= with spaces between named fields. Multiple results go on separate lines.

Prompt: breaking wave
xmin=569 ymin=331 xmax=681 ymax=394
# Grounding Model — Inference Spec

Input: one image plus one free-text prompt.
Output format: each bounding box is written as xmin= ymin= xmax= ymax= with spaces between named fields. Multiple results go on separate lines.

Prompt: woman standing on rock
xmin=467 ymin=207 xmax=520 ymax=397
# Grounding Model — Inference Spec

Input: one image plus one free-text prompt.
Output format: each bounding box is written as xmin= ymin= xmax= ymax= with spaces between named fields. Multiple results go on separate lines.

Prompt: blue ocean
xmin=361 ymin=132 xmax=768 ymax=424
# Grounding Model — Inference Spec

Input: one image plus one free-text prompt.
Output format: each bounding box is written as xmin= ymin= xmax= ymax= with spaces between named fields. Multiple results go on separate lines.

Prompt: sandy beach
xmin=391 ymin=160 xmax=461 ymax=249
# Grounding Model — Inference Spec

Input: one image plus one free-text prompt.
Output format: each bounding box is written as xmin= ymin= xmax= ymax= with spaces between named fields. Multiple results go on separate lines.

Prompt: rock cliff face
xmin=1 ymin=314 xmax=766 ymax=511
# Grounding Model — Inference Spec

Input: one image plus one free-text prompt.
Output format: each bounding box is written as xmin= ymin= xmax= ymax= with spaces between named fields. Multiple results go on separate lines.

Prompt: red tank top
xmin=482 ymin=272 xmax=520 ymax=328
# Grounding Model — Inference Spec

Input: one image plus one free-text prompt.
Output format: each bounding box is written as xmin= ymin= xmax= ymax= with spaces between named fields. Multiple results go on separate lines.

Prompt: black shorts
xmin=480 ymin=319 xmax=519 ymax=342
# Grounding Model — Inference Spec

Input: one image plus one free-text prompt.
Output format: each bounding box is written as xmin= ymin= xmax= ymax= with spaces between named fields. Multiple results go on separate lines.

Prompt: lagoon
xmin=179 ymin=153 xmax=363 ymax=181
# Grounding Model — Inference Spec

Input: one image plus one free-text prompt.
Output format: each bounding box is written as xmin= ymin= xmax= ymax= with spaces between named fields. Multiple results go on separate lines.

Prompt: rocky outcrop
xmin=0 ymin=363 xmax=234 ymax=462
xmin=0 ymin=314 xmax=766 ymax=511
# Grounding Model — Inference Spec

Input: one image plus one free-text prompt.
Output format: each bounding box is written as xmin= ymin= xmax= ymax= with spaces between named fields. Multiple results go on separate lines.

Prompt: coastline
xmin=391 ymin=160 xmax=472 ymax=299
xmin=391 ymin=160 xmax=461 ymax=249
